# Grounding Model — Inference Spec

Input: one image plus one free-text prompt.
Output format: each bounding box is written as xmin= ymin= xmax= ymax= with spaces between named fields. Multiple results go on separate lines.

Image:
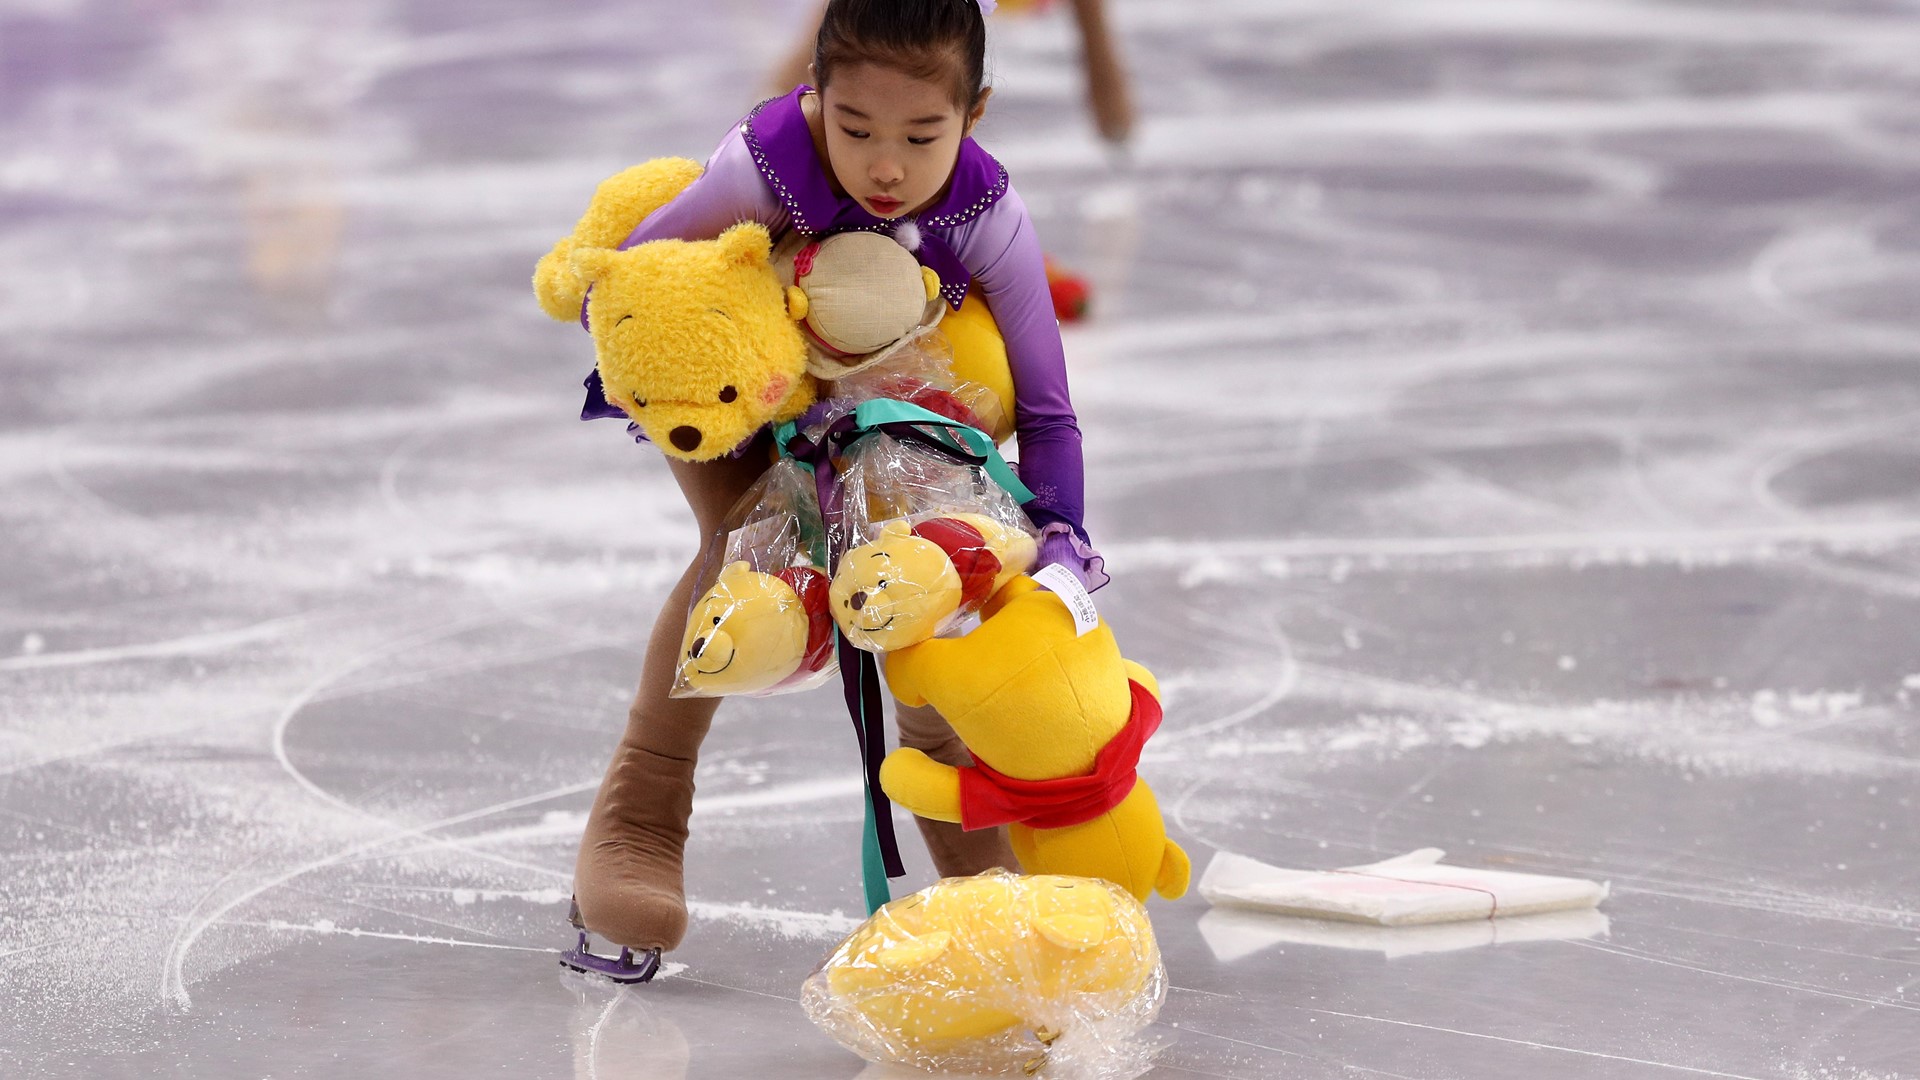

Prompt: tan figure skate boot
xmin=563 ymin=743 xmax=697 ymax=982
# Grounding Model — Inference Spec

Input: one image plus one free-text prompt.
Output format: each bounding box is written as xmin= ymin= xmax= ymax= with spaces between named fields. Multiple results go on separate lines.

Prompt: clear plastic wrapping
xmin=803 ymin=871 xmax=1166 ymax=1078
xmin=670 ymin=336 xmax=1028 ymax=691
xmin=830 ymin=332 xmax=1008 ymax=445
xmin=826 ymin=431 xmax=1038 ymax=653
xmin=671 ymin=459 xmax=836 ymax=698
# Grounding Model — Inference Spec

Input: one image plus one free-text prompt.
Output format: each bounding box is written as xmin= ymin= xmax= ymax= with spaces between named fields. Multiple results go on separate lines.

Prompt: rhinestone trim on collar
xmin=922 ymin=160 xmax=1010 ymax=228
xmin=741 ymin=95 xmax=818 ymax=235
xmin=744 ymin=92 xmax=1009 ymax=239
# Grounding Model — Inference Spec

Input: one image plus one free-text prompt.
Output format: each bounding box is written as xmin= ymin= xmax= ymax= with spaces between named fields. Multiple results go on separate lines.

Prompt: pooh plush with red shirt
xmin=879 ymin=576 xmax=1190 ymax=902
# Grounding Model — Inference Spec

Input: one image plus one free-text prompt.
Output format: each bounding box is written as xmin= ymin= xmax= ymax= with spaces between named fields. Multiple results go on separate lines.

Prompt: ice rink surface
xmin=5 ymin=0 xmax=1920 ymax=1076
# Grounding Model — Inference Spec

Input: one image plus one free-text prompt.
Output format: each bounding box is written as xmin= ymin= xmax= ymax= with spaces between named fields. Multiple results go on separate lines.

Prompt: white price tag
xmin=1032 ymin=563 xmax=1099 ymax=637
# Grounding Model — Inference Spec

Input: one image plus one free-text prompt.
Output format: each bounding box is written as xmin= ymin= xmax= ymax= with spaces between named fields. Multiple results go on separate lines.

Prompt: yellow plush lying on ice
xmin=802 ymin=870 xmax=1164 ymax=1074
xmin=881 ymin=577 xmax=1191 ymax=903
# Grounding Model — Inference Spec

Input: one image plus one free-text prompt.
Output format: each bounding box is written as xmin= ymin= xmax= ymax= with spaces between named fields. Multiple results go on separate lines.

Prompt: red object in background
xmin=1044 ymin=256 xmax=1091 ymax=322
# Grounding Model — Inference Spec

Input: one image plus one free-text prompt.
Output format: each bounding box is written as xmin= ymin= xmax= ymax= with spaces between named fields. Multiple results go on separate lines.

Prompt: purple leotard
xmin=580 ymin=87 xmax=1105 ymax=588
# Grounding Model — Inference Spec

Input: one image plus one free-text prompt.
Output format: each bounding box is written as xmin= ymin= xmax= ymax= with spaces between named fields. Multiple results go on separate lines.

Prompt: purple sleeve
xmin=964 ymin=189 xmax=1109 ymax=590
xmin=619 ymin=127 xmax=786 ymax=248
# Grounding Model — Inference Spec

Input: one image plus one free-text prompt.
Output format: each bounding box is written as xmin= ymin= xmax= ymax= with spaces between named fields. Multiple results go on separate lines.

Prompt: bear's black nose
xmin=690 ymin=636 xmax=706 ymax=659
xmin=669 ymin=426 xmax=702 ymax=453
xmin=848 ymin=591 xmax=867 ymax=611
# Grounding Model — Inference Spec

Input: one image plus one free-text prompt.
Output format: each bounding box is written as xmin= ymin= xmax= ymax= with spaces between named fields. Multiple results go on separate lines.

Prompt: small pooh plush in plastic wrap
xmin=825 ymin=432 xmax=1039 ymax=655
xmin=802 ymin=871 xmax=1165 ymax=1078
xmin=672 ymin=459 xmax=835 ymax=698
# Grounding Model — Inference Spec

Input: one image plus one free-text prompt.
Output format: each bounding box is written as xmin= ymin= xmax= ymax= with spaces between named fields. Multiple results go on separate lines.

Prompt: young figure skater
xmin=569 ymin=0 xmax=1107 ymax=975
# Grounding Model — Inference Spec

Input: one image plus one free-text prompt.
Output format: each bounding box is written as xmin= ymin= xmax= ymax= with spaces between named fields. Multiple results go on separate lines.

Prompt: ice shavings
xmin=1159 ymin=662 xmax=1906 ymax=780
xmin=685 ymin=900 xmax=862 ymax=940
xmin=1109 ymin=523 xmax=1920 ymax=583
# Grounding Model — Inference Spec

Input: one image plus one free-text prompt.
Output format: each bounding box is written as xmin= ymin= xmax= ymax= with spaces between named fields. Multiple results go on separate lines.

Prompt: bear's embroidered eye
xmin=719 ymin=385 xmax=738 ymax=403
xmin=632 ymin=393 xmax=647 ymax=408
xmin=616 ymin=315 xmax=633 ymax=327
xmin=712 ymin=616 xmax=721 ymax=625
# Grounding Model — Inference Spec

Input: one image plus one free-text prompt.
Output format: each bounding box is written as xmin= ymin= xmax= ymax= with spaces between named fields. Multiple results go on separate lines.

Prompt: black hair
xmin=813 ymin=0 xmax=989 ymax=110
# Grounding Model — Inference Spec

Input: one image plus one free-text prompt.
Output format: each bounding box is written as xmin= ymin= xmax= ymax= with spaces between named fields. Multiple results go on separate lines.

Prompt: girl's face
xmin=818 ymin=61 xmax=988 ymax=220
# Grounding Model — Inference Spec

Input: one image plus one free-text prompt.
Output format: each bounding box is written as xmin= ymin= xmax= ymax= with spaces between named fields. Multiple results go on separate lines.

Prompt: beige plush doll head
xmin=780 ymin=231 xmax=944 ymax=380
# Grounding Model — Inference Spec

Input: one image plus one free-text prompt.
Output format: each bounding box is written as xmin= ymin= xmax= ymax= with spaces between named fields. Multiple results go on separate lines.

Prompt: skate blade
xmin=558 ymin=931 xmax=662 ymax=984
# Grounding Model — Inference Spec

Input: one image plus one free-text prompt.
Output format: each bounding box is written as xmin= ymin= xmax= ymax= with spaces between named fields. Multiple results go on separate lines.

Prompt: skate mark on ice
xmin=159 ymin=778 xmax=595 ymax=1011
xmin=0 ymin=610 xmax=321 ymax=673
xmin=1307 ymin=1008 xmax=1773 ymax=1079
xmin=1746 ymin=407 xmax=1920 ymax=524
xmin=583 ymin=984 xmax=627 ymax=1080
xmin=239 ymin=917 xmax=550 ymax=953
xmin=1153 ymin=613 xmax=1298 ymax=749
xmin=1568 ymin=938 xmax=1920 ymax=1011
xmin=1106 ymin=519 xmax=1920 ymax=578
xmin=269 ymin=599 xmax=605 ymax=880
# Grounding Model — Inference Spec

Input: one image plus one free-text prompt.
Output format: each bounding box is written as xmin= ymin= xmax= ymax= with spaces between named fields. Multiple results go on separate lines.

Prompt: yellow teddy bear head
xmin=571 ymin=223 xmax=816 ymax=461
xmin=805 ymin=871 xmax=1162 ymax=1068
xmin=828 ymin=519 xmax=965 ymax=653
xmin=829 ymin=514 xmax=1038 ymax=653
xmin=675 ymin=561 xmax=831 ymax=697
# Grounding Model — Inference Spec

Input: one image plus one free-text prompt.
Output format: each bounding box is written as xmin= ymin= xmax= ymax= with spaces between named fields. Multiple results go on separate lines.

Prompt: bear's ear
xmin=1035 ymin=912 xmax=1109 ymax=951
xmin=1121 ymin=659 xmax=1159 ymax=700
xmin=921 ymin=266 xmax=941 ymax=302
xmin=874 ymin=929 xmax=952 ymax=972
xmin=880 ymin=519 xmax=913 ymax=538
xmin=716 ymin=222 xmax=773 ymax=270
xmin=785 ymin=285 xmax=809 ymax=322
xmin=1031 ymin=881 xmax=1116 ymax=951
xmin=570 ymin=246 xmax=619 ymax=285
xmin=716 ymin=560 xmax=755 ymax=582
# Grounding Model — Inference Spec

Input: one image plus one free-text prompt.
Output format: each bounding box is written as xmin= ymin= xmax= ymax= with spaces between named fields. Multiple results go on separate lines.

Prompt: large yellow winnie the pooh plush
xmin=532 ymin=158 xmax=816 ymax=461
xmin=880 ymin=577 xmax=1191 ymax=903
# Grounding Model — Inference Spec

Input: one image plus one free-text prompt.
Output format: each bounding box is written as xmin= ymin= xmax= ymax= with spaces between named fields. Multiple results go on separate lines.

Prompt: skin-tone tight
xmin=574 ymin=442 xmax=1014 ymax=950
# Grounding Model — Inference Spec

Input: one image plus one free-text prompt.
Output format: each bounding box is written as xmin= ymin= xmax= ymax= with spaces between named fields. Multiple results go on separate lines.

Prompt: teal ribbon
xmin=848 ymin=399 xmax=1036 ymax=504
xmin=773 ymin=398 xmax=1034 ymax=915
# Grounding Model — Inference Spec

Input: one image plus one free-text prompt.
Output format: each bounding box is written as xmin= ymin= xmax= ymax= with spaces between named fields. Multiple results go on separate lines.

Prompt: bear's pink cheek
xmin=761 ymin=376 xmax=789 ymax=405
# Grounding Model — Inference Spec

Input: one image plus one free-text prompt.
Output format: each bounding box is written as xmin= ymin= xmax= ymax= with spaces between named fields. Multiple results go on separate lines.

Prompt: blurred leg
xmin=1069 ymin=0 xmax=1135 ymax=145
xmin=572 ymin=447 xmax=772 ymax=951
xmin=767 ymin=0 xmax=830 ymax=95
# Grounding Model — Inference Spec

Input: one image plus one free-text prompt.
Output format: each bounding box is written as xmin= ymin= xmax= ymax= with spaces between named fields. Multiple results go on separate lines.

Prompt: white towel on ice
xmin=1198 ymin=848 xmax=1608 ymax=927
